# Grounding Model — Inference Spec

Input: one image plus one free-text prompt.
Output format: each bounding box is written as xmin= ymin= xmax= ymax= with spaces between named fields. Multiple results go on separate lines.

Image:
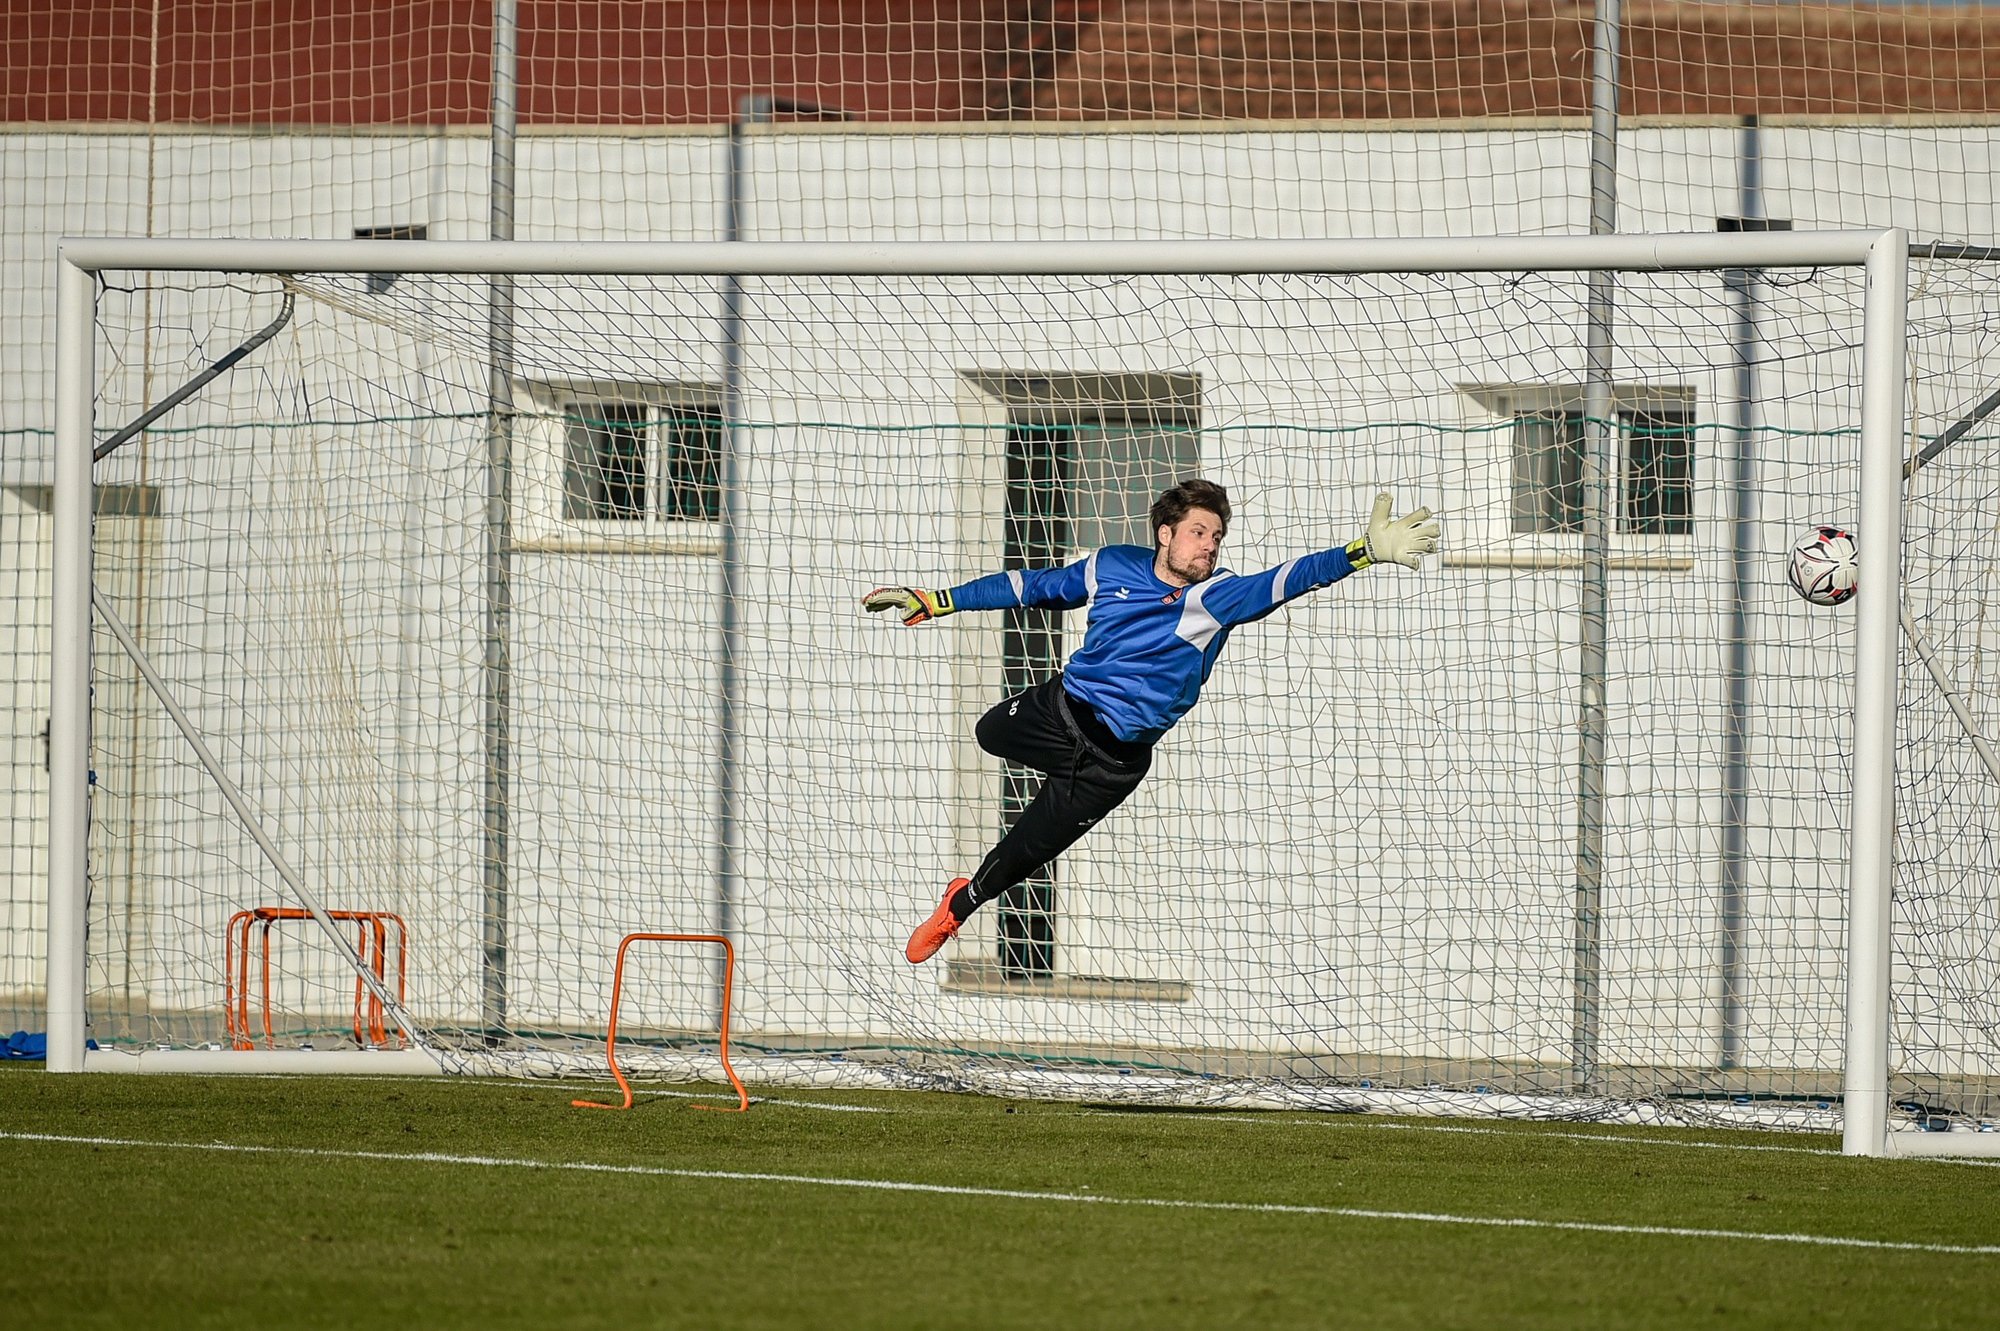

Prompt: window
xmin=515 ymin=380 xmax=724 ymax=552
xmin=559 ymin=399 xmax=722 ymax=525
xmin=1510 ymin=407 xmax=1694 ymax=536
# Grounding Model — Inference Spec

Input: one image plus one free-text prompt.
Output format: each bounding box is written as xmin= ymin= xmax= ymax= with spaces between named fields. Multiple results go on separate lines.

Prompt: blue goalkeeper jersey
xmin=949 ymin=543 xmax=1361 ymax=745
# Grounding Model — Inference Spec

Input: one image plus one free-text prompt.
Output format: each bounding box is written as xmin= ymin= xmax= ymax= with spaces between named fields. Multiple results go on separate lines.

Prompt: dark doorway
xmin=998 ymin=421 xmax=1072 ymax=977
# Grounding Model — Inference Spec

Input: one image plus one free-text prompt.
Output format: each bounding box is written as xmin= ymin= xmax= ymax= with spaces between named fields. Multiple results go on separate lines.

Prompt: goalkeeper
xmin=864 ymin=479 xmax=1439 ymax=965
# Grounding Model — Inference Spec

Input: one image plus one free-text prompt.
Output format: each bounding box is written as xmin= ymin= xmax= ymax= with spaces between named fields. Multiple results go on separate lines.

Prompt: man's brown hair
xmin=1149 ymin=478 xmax=1231 ymax=547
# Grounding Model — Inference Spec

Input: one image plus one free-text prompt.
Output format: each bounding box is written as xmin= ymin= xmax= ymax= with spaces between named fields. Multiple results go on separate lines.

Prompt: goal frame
xmin=47 ymin=230 xmax=1933 ymax=1156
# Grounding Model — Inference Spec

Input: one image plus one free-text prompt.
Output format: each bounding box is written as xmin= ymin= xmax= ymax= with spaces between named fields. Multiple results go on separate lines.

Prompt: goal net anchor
xmin=571 ymin=933 xmax=750 ymax=1113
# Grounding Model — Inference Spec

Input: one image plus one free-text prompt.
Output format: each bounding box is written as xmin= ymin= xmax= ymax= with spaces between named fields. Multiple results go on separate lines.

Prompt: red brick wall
xmin=1031 ymin=1 xmax=2000 ymax=120
xmin=1 ymin=1 xmax=1014 ymax=125
xmin=7 ymin=1 xmax=1998 ymax=126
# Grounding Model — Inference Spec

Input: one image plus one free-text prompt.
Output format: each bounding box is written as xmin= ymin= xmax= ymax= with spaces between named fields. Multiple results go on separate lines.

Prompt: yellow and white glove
xmin=862 ymin=586 xmax=957 ymax=627
xmin=1344 ymin=492 xmax=1440 ymax=570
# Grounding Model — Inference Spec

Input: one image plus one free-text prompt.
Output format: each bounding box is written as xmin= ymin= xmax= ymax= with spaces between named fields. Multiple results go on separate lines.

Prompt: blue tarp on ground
xmin=4 ymin=1031 xmax=46 ymax=1059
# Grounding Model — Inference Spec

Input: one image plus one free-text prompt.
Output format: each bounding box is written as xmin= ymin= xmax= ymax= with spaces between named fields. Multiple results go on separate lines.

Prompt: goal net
xmin=51 ymin=234 xmax=2000 ymax=1150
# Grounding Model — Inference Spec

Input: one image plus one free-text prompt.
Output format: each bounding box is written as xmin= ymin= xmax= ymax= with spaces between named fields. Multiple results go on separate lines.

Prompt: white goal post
xmin=45 ymin=230 xmax=1991 ymax=1158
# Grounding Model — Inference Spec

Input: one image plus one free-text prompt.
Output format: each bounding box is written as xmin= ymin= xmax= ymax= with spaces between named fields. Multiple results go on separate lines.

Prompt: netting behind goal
xmin=74 ymin=253 xmax=2000 ymax=1127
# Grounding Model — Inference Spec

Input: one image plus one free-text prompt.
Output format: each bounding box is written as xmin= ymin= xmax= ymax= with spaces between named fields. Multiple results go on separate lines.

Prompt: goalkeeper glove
xmin=862 ymin=586 xmax=957 ymax=626
xmin=1344 ymin=492 xmax=1441 ymax=571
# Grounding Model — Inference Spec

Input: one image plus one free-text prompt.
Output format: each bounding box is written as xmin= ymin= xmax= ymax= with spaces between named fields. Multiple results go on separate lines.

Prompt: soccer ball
xmin=1787 ymin=526 xmax=1859 ymax=606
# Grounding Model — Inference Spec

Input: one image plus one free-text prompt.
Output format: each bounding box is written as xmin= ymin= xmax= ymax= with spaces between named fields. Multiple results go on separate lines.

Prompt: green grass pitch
xmin=4 ymin=1065 xmax=1999 ymax=1329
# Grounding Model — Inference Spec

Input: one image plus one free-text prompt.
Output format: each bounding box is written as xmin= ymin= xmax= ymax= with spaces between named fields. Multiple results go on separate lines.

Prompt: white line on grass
xmin=4 ymin=1130 xmax=1995 ymax=1256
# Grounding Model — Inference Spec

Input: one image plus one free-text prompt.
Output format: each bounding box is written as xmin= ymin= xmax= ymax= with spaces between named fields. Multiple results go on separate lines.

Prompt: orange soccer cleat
xmin=905 ymin=877 xmax=970 ymax=965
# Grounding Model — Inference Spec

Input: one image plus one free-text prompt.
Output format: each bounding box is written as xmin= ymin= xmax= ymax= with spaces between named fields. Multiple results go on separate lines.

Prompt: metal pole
xmin=1572 ymin=0 xmax=1621 ymax=1094
xmin=481 ymin=0 xmax=519 ymax=1039
xmin=57 ymin=232 xmax=1885 ymax=279
xmin=1905 ymin=384 xmax=2000 ymax=478
xmin=1718 ymin=114 xmax=1763 ymax=1072
xmin=714 ymin=95 xmax=766 ymax=1024
xmin=48 ymin=255 xmax=96 ymax=1072
xmin=1844 ymin=230 xmax=1909 ymax=1157
xmin=92 ymin=291 xmax=296 ymax=463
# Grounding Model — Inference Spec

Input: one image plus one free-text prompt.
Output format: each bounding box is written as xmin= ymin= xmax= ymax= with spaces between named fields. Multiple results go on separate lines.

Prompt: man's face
xmin=1156 ymin=507 xmax=1225 ymax=586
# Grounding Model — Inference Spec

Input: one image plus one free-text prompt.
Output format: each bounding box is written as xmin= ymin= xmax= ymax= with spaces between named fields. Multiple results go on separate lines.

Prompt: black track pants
xmin=964 ymin=676 xmax=1153 ymax=912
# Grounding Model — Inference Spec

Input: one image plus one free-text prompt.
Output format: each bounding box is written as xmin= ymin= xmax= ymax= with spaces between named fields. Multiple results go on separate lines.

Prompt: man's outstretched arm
xmin=863 ymin=559 xmax=1092 ymax=626
xmin=1203 ymin=492 xmax=1441 ymax=626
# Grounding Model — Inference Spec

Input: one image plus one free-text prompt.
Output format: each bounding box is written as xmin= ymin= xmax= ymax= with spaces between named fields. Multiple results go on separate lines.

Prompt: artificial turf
xmin=2 ymin=1064 xmax=1996 ymax=1330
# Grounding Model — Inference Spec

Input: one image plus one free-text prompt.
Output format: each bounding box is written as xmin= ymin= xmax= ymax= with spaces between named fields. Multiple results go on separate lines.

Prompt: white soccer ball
xmin=1787 ymin=525 xmax=1859 ymax=606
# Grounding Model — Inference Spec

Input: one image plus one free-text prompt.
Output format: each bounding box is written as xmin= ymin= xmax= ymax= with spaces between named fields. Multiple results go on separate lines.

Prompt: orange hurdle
xmin=224 ymin=907 xmax=408 ymax=1050
xmin=572 ymin=932 xmax=749 ymax=1113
